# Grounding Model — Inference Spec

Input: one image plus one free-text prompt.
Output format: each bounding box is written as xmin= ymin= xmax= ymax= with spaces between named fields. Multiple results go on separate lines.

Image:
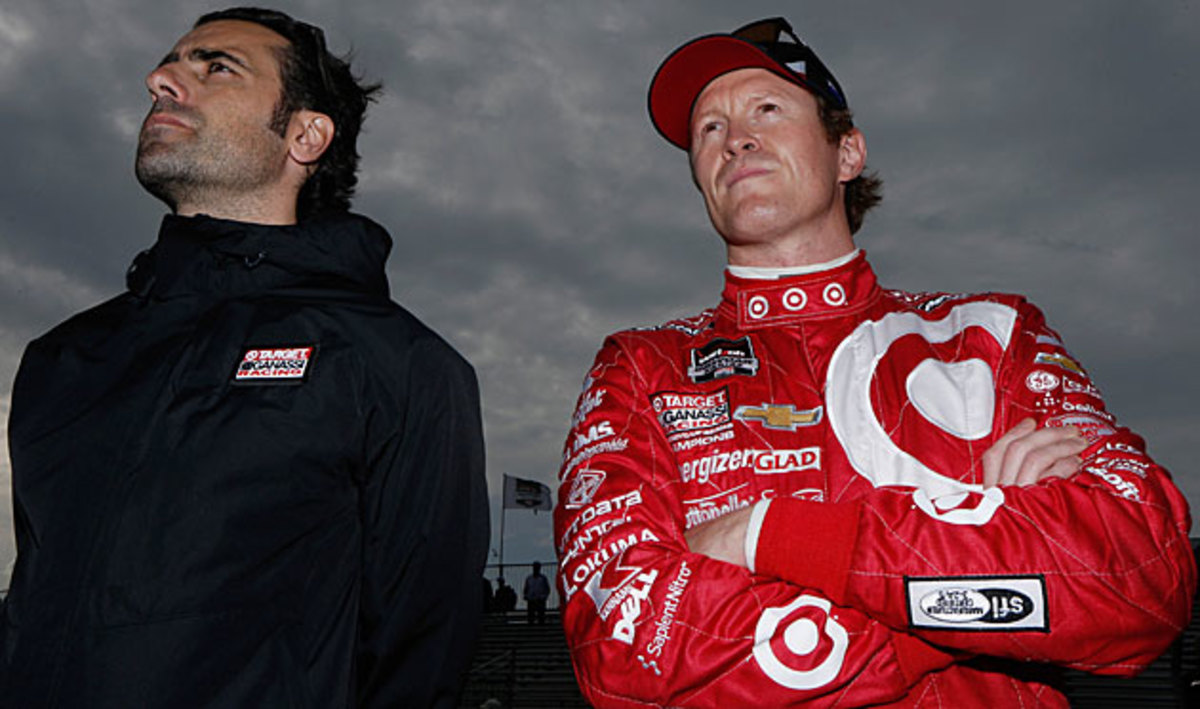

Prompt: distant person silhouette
xmin=495 ymin=577 xmax=517 ymax=615
xmin=523 ymin=562 xmax=551 ymax=625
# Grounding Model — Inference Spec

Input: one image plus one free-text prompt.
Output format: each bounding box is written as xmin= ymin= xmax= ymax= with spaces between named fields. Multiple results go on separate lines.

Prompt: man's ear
xmin=837 ymin=128 xmax=866 ymax=183
xmin=287 ymin=109 xmax=336 ymax=166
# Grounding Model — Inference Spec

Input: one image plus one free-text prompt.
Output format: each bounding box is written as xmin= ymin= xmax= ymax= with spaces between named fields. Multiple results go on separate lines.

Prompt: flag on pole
xmin=503 ymin=474 xmax=553 ymax=512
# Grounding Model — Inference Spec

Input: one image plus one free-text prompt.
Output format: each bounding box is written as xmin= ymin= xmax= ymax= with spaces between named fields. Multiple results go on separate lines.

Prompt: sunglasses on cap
xmin=647 ymin=16 xmax=849 ymax=149
xmin=730 ymin=17 xmax=848 ymax=111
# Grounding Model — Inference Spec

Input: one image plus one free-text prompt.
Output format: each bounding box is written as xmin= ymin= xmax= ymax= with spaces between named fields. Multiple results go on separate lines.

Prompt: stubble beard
xmin=135 ymin=105 xmax=288 ymax=213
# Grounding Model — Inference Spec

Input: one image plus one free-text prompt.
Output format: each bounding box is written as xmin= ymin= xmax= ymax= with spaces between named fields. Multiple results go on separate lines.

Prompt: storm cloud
xmin=1 ymin=0 xmax=1197 ymax=582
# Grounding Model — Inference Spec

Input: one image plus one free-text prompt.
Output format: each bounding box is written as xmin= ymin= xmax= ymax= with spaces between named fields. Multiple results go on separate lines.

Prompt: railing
xmin=483 ymin=561 xmax=562 ymax=611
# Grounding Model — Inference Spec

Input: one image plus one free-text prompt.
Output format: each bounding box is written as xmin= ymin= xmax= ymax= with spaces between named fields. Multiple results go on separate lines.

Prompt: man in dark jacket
xmin=0 ymin=8 xmax=488 ymax=708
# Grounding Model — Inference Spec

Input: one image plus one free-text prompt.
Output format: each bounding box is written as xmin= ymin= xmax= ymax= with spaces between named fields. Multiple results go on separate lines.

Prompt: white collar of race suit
xmin=726 ymin=249 xmax=860 ymax=280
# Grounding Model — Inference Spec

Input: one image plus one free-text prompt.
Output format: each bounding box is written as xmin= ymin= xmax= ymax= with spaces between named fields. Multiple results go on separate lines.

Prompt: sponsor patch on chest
xmin=905 ymin=575 xmax=1048 ymax=632
xmin=233 ymin=346 xmax=316 ymax=383
xmin=651 ymin=387 xmax=732 ymax=439
xmin=687 ymin=336 xmax=759 ymax=383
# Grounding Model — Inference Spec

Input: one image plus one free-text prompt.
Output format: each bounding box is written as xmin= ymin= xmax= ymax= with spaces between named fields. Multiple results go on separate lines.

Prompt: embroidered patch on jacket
xmin=905 ymin=575 xmax=1048 ymax=632
xmin=1033 ymin=352 xmax=1084 ymax=375
xmin=651 ymin=387 xmax=732 ymax=440
xmin=233 ymin=346 xmax=316 ymax=384
xmin=686 ymin=336 xmax=759 ymax=383
xmin=734 ymin=403 xmax=823 ymax=431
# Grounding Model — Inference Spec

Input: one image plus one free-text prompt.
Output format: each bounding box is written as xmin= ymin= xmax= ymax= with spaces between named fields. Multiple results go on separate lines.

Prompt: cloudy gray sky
xmin=1 ymin=0 xmax=1197 ymax=586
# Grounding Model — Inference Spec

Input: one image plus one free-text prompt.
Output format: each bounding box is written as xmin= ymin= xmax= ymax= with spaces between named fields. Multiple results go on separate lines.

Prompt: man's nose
xmin=724 ymin=124 xmax=759 ymax=156
xmin=145 ymin=63 xmax=187 ymax=104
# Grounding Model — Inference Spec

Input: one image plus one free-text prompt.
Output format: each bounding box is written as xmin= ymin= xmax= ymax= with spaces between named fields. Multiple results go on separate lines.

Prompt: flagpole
xmin=497 ymin=473 xmax=552 ymax=583
xmin=499 ymin=474 xmax=507 ymax=580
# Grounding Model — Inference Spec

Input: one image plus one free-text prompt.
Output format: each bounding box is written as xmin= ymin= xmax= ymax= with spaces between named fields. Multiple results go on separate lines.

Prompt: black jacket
xmin=2 ymin=213 xmax=488 ymax=708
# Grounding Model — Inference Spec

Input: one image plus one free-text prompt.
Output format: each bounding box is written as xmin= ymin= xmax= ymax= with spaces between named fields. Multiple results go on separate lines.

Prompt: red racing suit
xmin=554 ymin=252 xmax=1195 ymax=707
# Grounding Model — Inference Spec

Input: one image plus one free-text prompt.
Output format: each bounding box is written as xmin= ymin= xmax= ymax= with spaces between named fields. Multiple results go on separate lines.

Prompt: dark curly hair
xmin=815 ymin=97 xmax=882 ymax=235
xmin=196 ymin=7 xmax=382 ymax=220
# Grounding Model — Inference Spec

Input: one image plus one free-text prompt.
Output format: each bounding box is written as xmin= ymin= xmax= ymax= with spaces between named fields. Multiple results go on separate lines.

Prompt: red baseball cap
xmin=648 ymin=17 xmax=848 ymax=150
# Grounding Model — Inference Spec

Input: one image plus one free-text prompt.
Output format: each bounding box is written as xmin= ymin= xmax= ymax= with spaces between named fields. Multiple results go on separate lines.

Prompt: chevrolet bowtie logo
xmin=734 ymin=404 xmax=823 ymax=431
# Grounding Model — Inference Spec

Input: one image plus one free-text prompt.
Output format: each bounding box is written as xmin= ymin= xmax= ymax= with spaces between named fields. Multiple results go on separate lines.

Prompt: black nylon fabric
xmin=1 ymin=213 xmax=489 ymax=708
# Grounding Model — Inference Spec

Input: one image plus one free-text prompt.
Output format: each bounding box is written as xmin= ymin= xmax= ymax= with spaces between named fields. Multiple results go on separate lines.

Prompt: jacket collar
xmin=126 ymin=212 xmax=393 ymax=301
xmin=716 ymin=250 xmax=881 ymax=329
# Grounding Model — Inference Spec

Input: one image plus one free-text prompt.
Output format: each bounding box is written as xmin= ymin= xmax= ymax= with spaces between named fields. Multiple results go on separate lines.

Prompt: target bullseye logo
xmin=822 ymin=283 xmax=847 ymax=306
xmin=825 ymin=301 xmax=1018 ymax=526
xmin=783 ymin=616 xmax=819 ymax=654
xmin=748 ymin=295 xmax=770 ymax=320
xmin=753 ymin=594 xmax=848 ymax=689
xmin=782 ymin=287 xmax=808 ymax=312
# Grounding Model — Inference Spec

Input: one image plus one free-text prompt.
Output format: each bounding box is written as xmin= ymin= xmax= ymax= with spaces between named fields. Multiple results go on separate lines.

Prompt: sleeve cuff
xmin=744 ymin=498 xmax=772 ymax=573
xmin=754 ymin=498 xmax=862 ymax=604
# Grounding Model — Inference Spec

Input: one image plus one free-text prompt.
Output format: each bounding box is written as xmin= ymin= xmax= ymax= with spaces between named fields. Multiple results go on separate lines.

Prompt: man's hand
xmin=981 ymin=418 xmax=1087 ymax=488
xmin=685 ymin=505 xmax=754 ymax=568
xmin=686 ymin=419 xmax=1087 ymax=568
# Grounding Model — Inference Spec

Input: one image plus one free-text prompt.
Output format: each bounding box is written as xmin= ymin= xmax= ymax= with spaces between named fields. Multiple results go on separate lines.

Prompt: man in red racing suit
xmin=554 ymin=17 xmax=1195 ymax=708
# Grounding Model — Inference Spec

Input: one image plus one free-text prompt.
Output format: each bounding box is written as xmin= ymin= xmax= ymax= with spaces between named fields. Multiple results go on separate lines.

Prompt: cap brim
xmin=648 ymin=35 xmax=796 ymax=150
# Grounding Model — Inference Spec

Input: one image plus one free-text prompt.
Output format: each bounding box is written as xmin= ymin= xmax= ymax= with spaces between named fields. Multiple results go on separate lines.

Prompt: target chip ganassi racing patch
xmin=234 ymin=346 xmax=316 ymax=384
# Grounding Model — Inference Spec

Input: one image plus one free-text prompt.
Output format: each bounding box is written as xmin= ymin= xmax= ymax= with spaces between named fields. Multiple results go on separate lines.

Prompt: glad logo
xmin=754 ymin=448 xmax=820 ymax=475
